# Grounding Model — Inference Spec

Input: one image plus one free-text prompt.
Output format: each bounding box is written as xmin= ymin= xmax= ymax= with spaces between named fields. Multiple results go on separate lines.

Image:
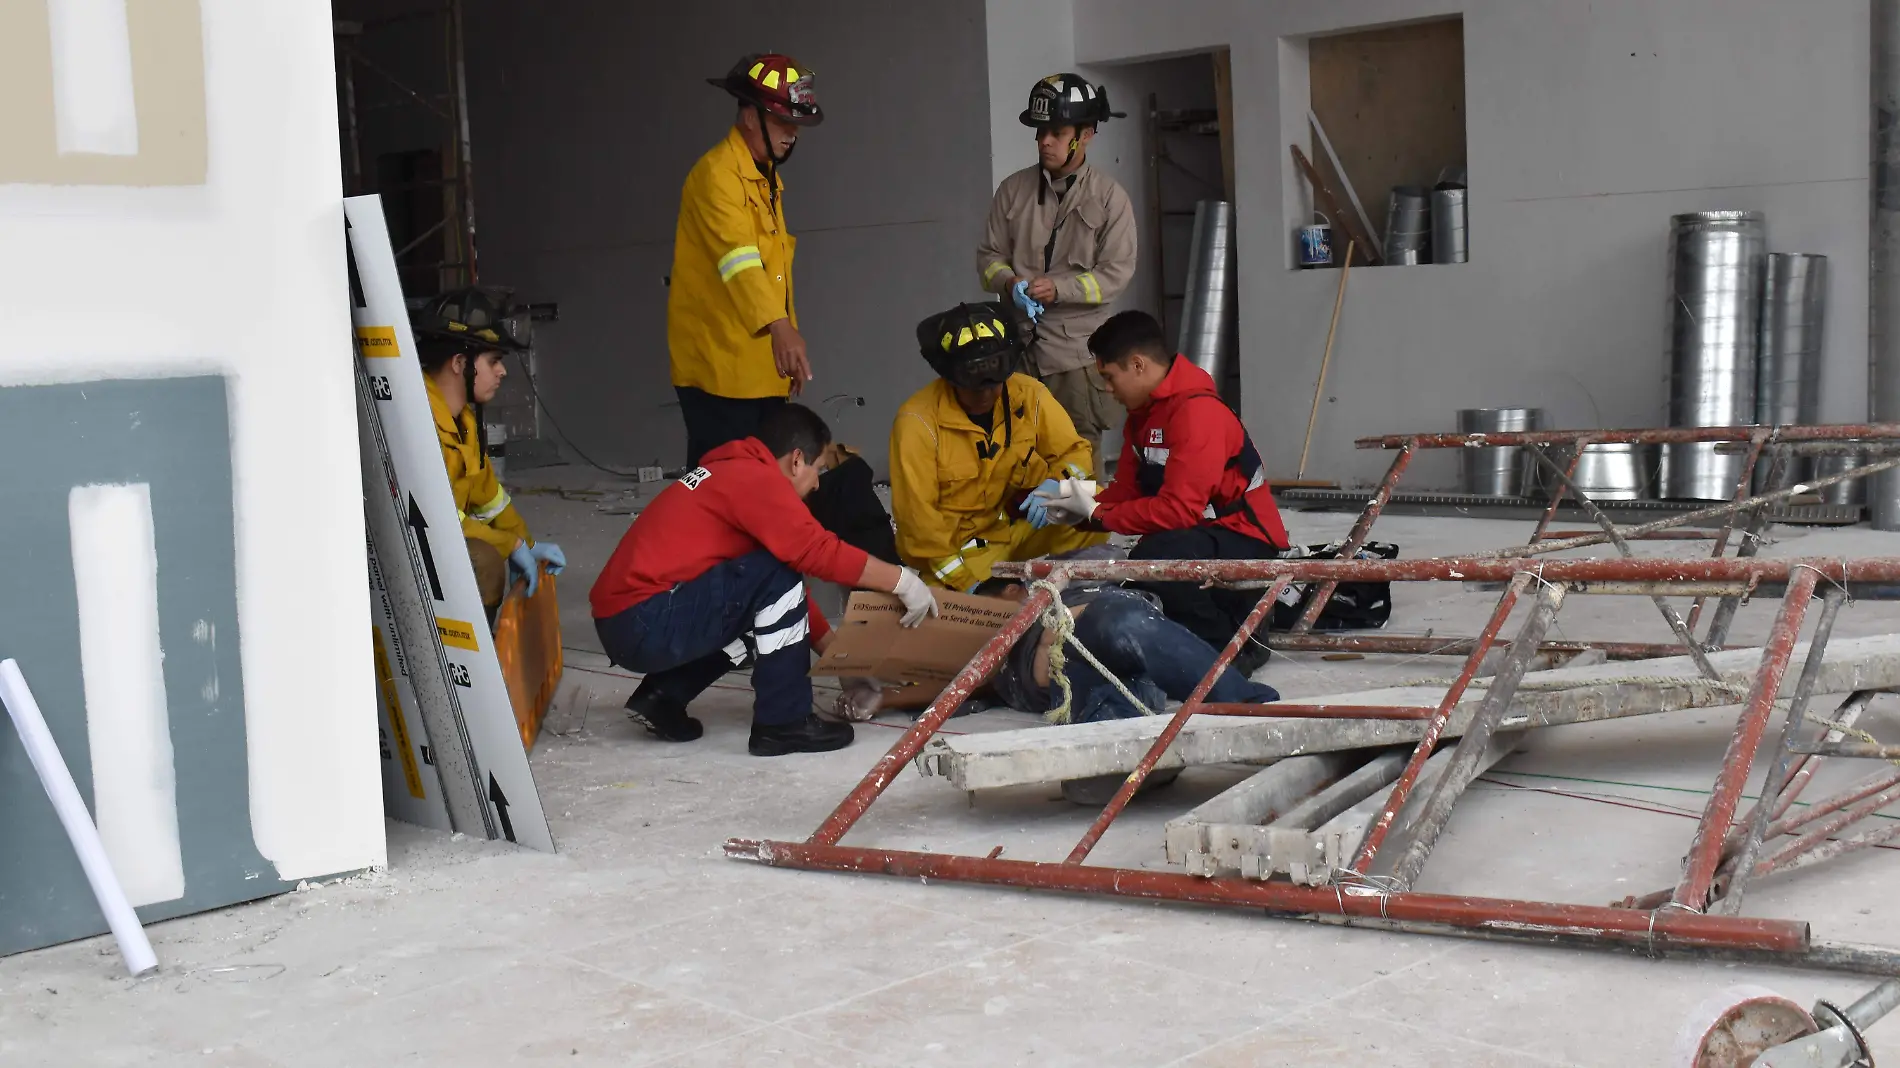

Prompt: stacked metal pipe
xmin=1661 ymin=211 xmax=1767 ymax=500
xmin=1755 ymin=253 xmax=1828 ymax=488
xmin=1178 ymin=200 xmax=1236 ymax=395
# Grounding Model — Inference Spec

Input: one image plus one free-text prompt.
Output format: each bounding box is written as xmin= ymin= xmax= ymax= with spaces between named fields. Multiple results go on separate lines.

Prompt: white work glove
xmin=825 ymin=677 xmax=886 ymax=723
xmin=1033 ymin=479 xmax=1099 ymax=526
xmin=892 ymin=567 xmax=940 ymax=627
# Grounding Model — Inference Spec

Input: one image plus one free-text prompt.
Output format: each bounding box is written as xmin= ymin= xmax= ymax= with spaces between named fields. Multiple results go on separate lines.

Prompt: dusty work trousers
xmin=1059 ymin=589 xmax=1281 ymax=723
xmin=468 ymin=538 xmax=509 ymax=609
xmin=937 ymin=519 xmax=1108 ymax=590
xmin=676 ymin=386 xmax=786 ymax=469
xmin=593 ymin=550 xmax=812 ymax=726
xmin=1040 ymin=367 xmax=1125 ymax=479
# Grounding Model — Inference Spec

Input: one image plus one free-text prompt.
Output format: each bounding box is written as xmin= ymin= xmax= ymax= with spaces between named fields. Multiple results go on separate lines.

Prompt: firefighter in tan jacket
xmin=977 ymin=74 xmax=1139 ymax=473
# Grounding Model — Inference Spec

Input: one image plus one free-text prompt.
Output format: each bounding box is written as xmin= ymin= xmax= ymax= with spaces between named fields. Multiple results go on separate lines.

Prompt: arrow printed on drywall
xmin=487 ymin=772 xmax=516 ymax=843
xmin=406 ymin=493 xmax=443 ymax=602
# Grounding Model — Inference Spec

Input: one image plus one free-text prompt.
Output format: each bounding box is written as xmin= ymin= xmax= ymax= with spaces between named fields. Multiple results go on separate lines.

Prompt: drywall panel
xmin=0 ymin=0 xmax=382 ymax=954
xmin=1074 ymin=0 xmax=1871 ymax=487
xmin=0 ymin=378 xmax=281 ymax=957
xmin=457 ymin=0 xmax=993 ymax=474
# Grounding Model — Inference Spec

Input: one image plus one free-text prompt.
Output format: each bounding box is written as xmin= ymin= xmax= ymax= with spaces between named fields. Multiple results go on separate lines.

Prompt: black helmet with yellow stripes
xmin=412 ymin=286 xmax=532 ymax=354
xmin=917 ymin=301 xmax=1020 ymax=390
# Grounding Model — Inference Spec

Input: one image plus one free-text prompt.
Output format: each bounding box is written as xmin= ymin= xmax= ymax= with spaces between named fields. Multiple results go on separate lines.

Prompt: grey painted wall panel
xmin=0 ymin=377 xmax=289 ymax=957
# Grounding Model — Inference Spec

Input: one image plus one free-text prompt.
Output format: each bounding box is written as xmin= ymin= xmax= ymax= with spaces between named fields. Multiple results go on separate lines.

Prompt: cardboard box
xmin=810 ymin=590 xmax=1023 ymax=697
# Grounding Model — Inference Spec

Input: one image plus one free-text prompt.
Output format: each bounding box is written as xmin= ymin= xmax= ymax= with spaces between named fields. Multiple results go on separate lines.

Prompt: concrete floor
xmin=8 ymin=466 xmax=1900 ymax=1066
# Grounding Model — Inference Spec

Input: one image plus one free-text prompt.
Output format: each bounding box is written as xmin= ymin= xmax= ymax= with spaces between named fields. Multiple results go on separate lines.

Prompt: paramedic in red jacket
xmin=591 ymin=404 xmax=939 ymax=756
xmin=1027 ymin=310 xmax=1289 ymax=676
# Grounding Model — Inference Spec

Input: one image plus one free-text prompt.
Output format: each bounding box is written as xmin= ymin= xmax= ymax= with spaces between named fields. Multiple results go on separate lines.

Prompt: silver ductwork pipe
xmin=1455 ymin=408 xmax=1540 ymax=495
xmin=1756 ymin=253 xmax=1827 ymax=488
xmin=1873 ymin=0 xmax=1900 ymax=527
xmin=1178 ymin=200 xmax=1237 ymax=393
xmin=1660 ymin=211 xmax=1767 ymax=500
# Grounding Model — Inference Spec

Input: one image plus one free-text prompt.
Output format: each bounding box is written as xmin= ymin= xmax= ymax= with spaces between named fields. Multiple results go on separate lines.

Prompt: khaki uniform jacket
xmin=889 ymin=374 xmax=1093 ymax=590
xmin=976 ymin=162 xmax=1138 ymax=374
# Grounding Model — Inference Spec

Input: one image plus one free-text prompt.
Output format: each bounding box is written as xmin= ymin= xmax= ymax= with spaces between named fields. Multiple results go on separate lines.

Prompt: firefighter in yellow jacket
xmin=412 ymin=289 xmax=565 ymax=612
xmin=890 ymin=302 xmax=1106 ymax=591
xmin=669 ymin=52 xmax=824 ymax=466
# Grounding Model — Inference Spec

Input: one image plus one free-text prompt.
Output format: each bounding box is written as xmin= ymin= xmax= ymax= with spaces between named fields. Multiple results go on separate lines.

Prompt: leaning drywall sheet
xmin=918 ymin=636 xmax=1900 ymax=790
xmin=345 ymin=196 xmax=554 ymax=851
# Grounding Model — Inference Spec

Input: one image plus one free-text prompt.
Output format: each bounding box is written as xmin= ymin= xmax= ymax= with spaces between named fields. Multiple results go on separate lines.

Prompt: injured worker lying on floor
xmin=829 ymin=570 xmax=1280 ymax=727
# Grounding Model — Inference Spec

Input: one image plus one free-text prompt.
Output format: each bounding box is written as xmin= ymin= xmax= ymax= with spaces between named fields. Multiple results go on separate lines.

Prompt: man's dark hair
xmin=417 ymin=335 xmax=471 ymax=373
xmin=756 ymin=402 xmax=832 ymax=462
xmin=1087 ymin=310 xmax=1172 ymax=366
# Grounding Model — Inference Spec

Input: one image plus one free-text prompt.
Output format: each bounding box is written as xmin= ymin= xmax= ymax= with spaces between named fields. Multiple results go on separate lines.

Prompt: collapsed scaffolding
xmin=727 ymin=427 xmax=1900 ymax=984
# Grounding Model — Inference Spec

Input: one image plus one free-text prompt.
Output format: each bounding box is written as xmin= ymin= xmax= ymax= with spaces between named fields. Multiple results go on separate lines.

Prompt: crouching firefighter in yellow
xmin=889 ymin=302 xmax=1106 ymax=591
xmin=412 ymin=288 xmax=566 ymax=618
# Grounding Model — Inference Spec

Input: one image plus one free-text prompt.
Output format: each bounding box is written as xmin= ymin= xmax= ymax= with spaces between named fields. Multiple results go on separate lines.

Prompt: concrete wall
xmin=0 ymin=0 xmax=384 ymax=949
xmin=456 ymin=0 xmax=994 ymax=473
xmin=1071 ymin=0 xmax=1873 ymax=489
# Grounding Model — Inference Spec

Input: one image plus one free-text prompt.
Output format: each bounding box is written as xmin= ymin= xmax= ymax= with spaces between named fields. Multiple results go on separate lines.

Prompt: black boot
xmin=749 ymin=714 xmax=854 ymax=757
xmin=625 ymin=691 xmax=704 ymax=742
xmin=1230 ymin=637 xmax=1273 ymax=679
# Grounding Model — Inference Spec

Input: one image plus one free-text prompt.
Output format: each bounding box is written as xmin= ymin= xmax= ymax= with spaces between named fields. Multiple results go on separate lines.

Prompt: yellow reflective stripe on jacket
xmin=468 ymin=486 xmax=511 ymax=523
xmin=930 ymin=554 xmax=974 ymax=588
xmin=717 ymin=245 xmax=765 ymax=282
xmin=1062 ymin=462 xmax=1090 ymax=481
xmin=1077 ymin=272 xmax=1102 ymax=304
xmin=982 ymin=260 xmax=1012 ymax=286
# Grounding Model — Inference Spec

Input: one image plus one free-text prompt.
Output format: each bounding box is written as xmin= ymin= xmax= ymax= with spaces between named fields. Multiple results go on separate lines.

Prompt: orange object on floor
xmin=494 ymin=568 xmax=564 ymax=749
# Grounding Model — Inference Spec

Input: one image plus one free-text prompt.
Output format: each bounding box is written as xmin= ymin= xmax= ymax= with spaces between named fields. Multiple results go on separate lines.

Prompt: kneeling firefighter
xmin=888 ymin=302 xmax=1107 ymax=591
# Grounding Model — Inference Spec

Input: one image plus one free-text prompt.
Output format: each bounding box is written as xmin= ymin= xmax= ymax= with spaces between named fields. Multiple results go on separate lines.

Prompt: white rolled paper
xmin=0 ymin=659 xmax=158 ymax=977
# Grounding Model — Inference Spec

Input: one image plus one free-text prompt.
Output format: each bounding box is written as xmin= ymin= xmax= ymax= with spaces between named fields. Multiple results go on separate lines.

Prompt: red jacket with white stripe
xmin=1093 ymin=357 xmax=1289 ymax=548
xmin=589 ymin=438 xmax=868 ymax=639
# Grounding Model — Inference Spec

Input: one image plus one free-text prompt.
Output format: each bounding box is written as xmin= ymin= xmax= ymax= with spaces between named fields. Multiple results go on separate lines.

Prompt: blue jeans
xmin=1060 ymin=589 xmax=1280 ymax=723
xmin=594 ymin=550 xmax=812 ymax=726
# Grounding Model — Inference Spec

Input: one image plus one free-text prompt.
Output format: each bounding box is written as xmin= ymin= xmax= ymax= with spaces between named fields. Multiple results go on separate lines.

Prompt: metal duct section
xmin=1661 ymin=211 xmax=1766 ymax=500
xmin=1756 ymin=253 xmax=1827 ymax=489
xmin=1873 ymin=0 xmax=1900 ymax=527
xmin=1383 ymin=186 xmax=1430 ymax=265
xmin=1757 ymin=253 xmax=1828 ymax=425
xmin=1431 ymin=186 xmax=1468 ymax=264
xmin=1178 ymin=200 xmax=1237 ymax=391
xmin=1455 ymin=408 xmax=1540 ymax=495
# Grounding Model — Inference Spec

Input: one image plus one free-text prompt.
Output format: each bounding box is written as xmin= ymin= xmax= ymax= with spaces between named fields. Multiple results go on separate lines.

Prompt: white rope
xmin=1029 ymin=579 xmax=1160 ymax=725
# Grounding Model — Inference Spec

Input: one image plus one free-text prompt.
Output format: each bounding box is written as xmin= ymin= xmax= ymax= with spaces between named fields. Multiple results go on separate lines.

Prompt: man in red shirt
xmin=1029 ymin=311 xmax=1289 ymax=676
xmin=591 ymin=404 xmax=938 ymax=756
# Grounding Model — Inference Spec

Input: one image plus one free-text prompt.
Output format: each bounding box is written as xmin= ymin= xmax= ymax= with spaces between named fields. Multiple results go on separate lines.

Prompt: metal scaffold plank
xmin=916 ymin=636 xmax=1900 ymax=791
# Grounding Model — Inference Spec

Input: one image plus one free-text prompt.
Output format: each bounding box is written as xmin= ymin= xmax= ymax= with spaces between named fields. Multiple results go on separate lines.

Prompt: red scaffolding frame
xmin=1266 ymin=422 xmax=1900 ymax=662
xmin=728 ymin=554 xmax=1900 ymax=974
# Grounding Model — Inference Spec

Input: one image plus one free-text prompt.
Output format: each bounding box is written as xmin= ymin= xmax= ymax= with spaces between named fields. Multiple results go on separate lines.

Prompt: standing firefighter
xmin=670 ymin=53 xmax=823 ymax=466
xmin=976 ymin=73 xmax=1139 ymax=474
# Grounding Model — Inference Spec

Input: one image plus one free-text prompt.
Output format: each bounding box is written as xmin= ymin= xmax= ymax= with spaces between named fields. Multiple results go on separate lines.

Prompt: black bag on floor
xmin=805 ymin=451 xmax=899 ymax=564
xmin=1268 ymin=540 xmax=1399 ymax=631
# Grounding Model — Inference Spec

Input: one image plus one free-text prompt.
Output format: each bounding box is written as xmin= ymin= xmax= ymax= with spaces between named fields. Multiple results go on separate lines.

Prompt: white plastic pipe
xmin=0 ymin=659 xmax=158 ymax=977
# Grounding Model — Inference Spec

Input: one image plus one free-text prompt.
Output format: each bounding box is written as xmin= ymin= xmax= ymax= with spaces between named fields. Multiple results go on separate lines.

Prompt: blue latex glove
xmin=1012 ymin=279 xmax=1045 ymax=322
xmin=530 ymin=541 xmax=566 ymax=575
xmin=1020 ymin=477 xmax=1061 ymax=528
xmin=508 ymin=541 xmax=540 ymax=598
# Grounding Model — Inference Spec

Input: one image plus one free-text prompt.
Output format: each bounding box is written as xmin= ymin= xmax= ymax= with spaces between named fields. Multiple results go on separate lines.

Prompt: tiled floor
xmin=6 ymin=477 xmax=1900 ymax=1065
